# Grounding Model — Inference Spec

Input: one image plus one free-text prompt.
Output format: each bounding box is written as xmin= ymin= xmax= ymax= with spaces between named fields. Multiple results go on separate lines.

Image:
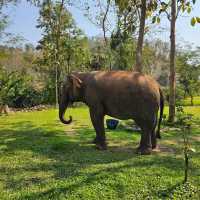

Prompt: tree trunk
xmin=134 ymin=0 xmax=146 ymax=73
xmin=67 ymin=56 xmax=71 ymax=74
xmin=190 ymin=95 xmax=193 ymax=106
xmin=168 ymin=0 xmax=176 ymax=123
xmin=55 ymin=0 xmax=65 ymax=108
xmin=55 ymin=63 xmax=59 ymax=108
xmin=184 ymin=151 xmax=188 ymax=183
xmin=184 ymin=90 xmax=186 ymax=99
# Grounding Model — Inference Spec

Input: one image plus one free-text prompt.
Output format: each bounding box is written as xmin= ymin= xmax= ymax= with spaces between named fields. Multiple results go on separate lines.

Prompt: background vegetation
xmin=0 ymin=1 xmax=200 ymax=109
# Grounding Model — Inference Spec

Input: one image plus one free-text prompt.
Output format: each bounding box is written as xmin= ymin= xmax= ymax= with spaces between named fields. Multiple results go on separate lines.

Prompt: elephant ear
xmin=68 ymin=75 xmax=83 ymax=99
xmin=70 ymin=75 xmax=82 ymax=88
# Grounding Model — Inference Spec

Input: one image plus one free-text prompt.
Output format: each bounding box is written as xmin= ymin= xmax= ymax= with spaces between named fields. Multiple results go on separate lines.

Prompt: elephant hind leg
xmin=151 ymin=114 xmax=158 ymax=149
xmin=151 ymin=130 xmax=157 ymax=149
xmin=138 ymin=127 xmax=152 ymax=155
xmin=135 ymin=117 xmax=156 ymax=155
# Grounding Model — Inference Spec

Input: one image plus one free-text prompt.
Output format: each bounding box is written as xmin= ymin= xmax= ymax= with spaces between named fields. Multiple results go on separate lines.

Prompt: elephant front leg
xmin=137 ymin=128 xmax=152 ymax=155
xmin=89 ymin=109 xmax=107 ymax=150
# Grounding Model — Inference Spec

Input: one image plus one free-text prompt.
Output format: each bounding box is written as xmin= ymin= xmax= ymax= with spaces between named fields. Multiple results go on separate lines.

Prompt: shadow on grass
xmin=0 ymin=120 xmax=199 ymax=199
xmin=157 ymin=181 xmax=183 ymax=198
xmin=18 ymin=156 xmax=189 ymax=200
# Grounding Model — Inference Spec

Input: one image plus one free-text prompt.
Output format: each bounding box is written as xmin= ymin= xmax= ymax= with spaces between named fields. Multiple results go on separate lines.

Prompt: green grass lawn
xmin=0 ymin=106 xmax=200 ymax=200
xmin=180 ymin=96 xmax=200 ymax=106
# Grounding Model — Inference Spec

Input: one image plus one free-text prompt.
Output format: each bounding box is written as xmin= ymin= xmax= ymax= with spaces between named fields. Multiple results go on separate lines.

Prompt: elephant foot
xmin=141 ymin=148 xmax=152 ymax=155
xmin=95 ymin=142 xmax=107 ymax=150
xmin=136 ymin=146 xmax=152 ymax=155
xmin=92 ymin=137 xmax=98 ymax=144
xmin=136 ymin=146 xmax=142 ymax=153
xmin=152 ymin=143 xmax=157 ymax=149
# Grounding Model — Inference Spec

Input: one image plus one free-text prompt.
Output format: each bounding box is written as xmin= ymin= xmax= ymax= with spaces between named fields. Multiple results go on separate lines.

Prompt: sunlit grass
xmin=0 ymin=106 xmax=199 ymax=199
xmin=180 ymin=96 xmax=200 ymax=106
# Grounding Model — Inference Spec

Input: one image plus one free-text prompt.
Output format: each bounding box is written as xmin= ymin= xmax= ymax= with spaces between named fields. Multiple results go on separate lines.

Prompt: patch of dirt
xmin=65 ymin=130 xmax=77 ymax=136
xmin=10 ymin=105 xmax=52 ymax=112
xmin=152 ymin=144 xmax=177 ymax=154
xmin=108 ymin=146 xmax=134 ymax=153
xmin=64 ymin=124 xmax=89 ymax=136
xmin=191 ymin=136 xmax=200 ymax=142
xmin=108 ymin=144 xmax=177 ymax=154
xmin=162 ymin=127 xmax=181 ymax=132
xmin=164 ymin=139 xmax=178 ymax=145
xmin=109 ymin=140 xmax=131 ymax=146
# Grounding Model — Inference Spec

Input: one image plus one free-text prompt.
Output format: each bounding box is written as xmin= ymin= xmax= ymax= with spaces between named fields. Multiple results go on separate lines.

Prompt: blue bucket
xmin=106 ymin=119 xmax=119 ymax=130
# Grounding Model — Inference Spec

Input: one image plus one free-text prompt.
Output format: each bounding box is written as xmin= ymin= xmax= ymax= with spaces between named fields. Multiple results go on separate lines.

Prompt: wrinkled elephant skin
xmin=59 ymin=71 xmax=164 ymax=155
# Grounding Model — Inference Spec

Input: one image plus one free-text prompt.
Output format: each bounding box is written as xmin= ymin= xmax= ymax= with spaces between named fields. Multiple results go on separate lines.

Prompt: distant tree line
xmin=0 ymin=0 xmax=200 ymax=115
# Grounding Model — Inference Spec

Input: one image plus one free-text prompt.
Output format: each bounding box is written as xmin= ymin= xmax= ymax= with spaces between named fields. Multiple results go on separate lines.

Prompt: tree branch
xmin=102 ymin=0 xmax=111 ymax=44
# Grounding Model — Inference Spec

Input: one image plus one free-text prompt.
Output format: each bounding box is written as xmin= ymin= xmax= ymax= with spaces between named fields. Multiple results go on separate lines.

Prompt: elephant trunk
xmin=59 ymin=97 xmax=72 ymax=124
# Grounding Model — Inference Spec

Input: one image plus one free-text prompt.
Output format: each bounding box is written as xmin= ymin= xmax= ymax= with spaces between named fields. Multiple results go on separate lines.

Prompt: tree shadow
xmin=17 ymin=156 xmax=189 ymax=200
xmin=156 ymin=182 xmax=183 ymax=199
xmin=0 ymin=121 xmax=137 ymax=191
xmin=0 ymin=120 xmax=199 ymax=199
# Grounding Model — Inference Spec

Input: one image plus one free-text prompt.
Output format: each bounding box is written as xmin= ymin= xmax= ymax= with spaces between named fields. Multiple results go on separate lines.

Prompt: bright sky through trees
xmin=2 ymin=1 xmax=200 ymax=47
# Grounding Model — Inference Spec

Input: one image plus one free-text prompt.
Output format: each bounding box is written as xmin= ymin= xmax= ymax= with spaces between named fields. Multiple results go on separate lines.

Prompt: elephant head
xmin=59 ymin=75 xmax=82 ymax=124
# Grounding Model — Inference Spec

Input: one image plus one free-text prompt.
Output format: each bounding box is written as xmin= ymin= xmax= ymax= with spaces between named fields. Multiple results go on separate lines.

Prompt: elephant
xmin=59 ymin=71 xmax=164 ymax=155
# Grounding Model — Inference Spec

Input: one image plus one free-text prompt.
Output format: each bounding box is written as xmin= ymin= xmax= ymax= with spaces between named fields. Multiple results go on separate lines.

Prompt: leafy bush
xmin=0 ymin=68 xmax=42 ymax=108
xmin=40 ymin=82 xmax=56 ymax=105
xmin=162 ymin=86 xmax=186 ymax=106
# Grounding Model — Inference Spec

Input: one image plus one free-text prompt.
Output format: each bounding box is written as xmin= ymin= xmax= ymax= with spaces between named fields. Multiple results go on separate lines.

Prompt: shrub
xmin=0 ymin=68 xmax=42 ymax=108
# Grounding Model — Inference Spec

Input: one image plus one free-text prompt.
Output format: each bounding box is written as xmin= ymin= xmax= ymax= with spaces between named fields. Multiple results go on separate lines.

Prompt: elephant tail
xmin=156 ymin=88 xmax=164 ymax=139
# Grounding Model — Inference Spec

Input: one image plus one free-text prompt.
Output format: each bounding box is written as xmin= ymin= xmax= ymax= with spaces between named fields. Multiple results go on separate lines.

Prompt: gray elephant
xmin=59 ymin=71 xmax=164 ymax=155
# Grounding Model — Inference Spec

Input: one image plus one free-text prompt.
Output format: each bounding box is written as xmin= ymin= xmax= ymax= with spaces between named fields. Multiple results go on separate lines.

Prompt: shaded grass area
xmin=0 ymin=107 xmax=199 ymax=199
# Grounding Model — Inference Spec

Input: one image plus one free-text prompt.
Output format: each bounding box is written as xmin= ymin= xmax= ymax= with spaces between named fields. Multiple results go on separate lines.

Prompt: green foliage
xmin=152 ymin=16 xmax=161 ymax=24
xmin=36 ymin=1 xmax=90 ymax=104
xmin=109 ymin=9 xmax=137 ymax=70
xmin=88 ymin=38 xmax=110 ymax=70
xmin=37 ymin=1 xmax=89 ymax=72
xmin=176 ymin=106 xmax=196 ymax=183
xmin=0 ymin=13 xmax=9 ymax=38
xmin=115 ymin=0 xmax=159 ymax=20
xmin=176 ymin=106 xmax=193 ymax=125
xmin=162 ymin=182 xmax=199 ymax=199
xmin=177 ymin=51 xmax=200 ymax=105
xmin=151 ymin=0 xmax=197 ymax=22
xmin=161 ymin=86 xmax=185 ymax=106
xmin=40 ymin=79 xmax=56 ymax=104
xmin=174 ymin=86 xmax=185 ymax=104
xmin=0 ymin=67 xmax=41 ymax=107
xmin=191 ymin=16 xmax=200 ymax=26
xmin=111 ymin=33 xmax=136 ymax=70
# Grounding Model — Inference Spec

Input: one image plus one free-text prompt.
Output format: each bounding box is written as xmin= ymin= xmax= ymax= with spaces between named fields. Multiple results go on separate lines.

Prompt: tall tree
xmin=37 ymin=0 xmax=82 ymax=106
xmin=114 ymin=0 xmax=143 ymax=71
xmin=168 ymin=0 xmax=176 ymax=122
xmin=135 ymin=0 xmax=146 ymax=72
xmin=151 ymin=0 xmax=198 ymax=122
xmin=114 ymin=0 xmax=160 ymax=72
